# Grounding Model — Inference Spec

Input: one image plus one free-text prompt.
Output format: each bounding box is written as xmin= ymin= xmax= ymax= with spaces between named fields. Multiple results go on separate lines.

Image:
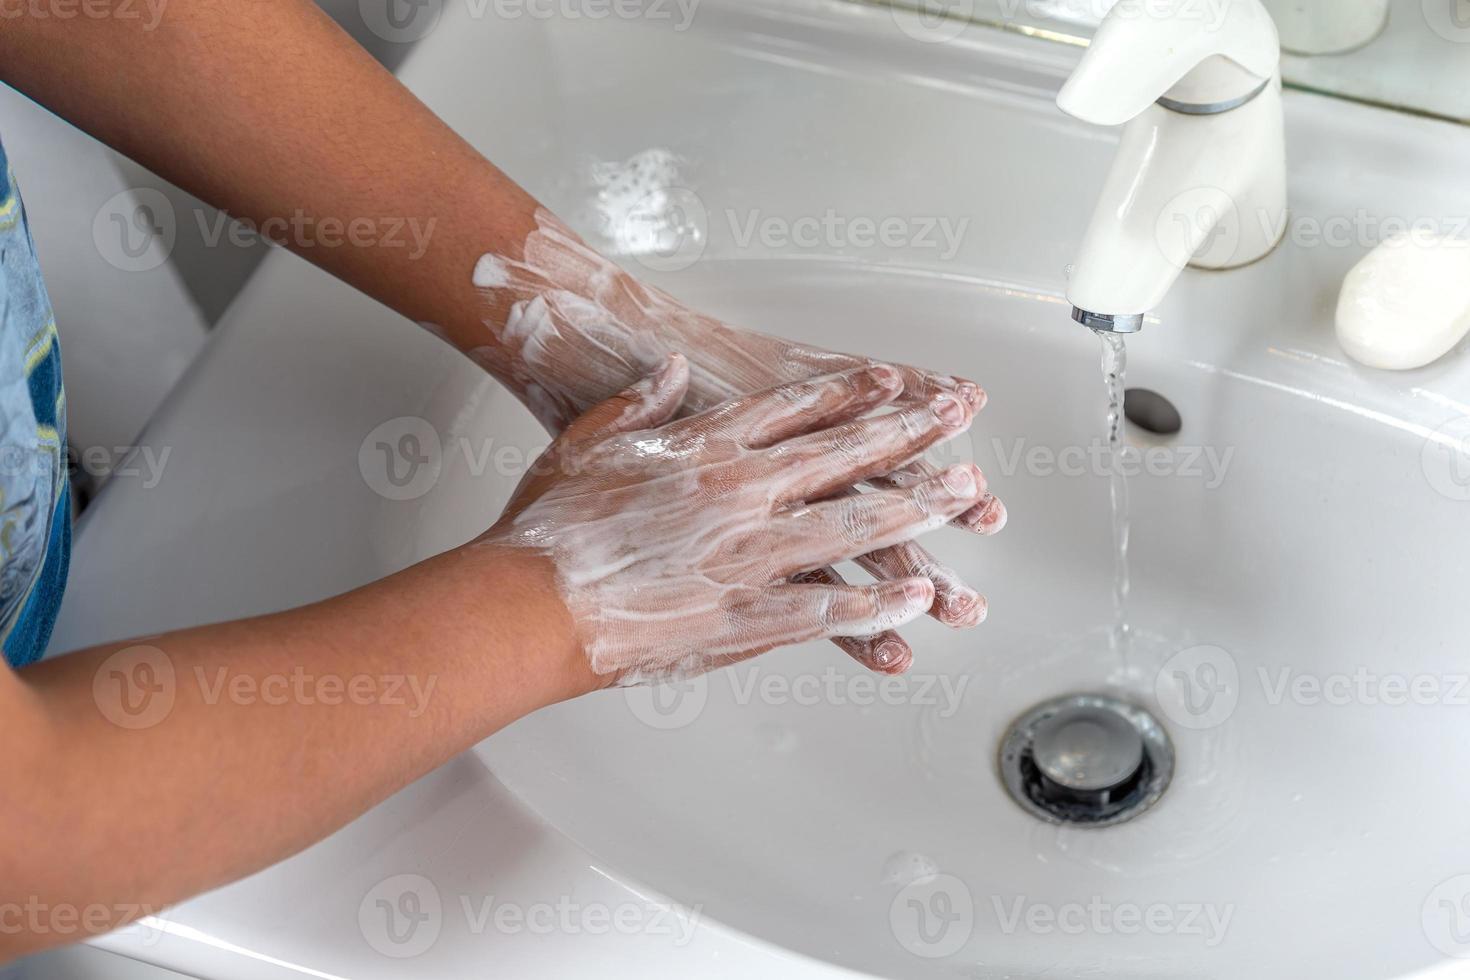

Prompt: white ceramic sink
xmin=48 ymin=1 xmax=1470 ymax=977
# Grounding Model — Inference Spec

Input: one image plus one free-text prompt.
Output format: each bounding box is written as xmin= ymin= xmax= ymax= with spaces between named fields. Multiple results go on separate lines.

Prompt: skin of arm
xmin=0 ymin=543 xmax=584 ymax=962
xmin=0 ymin=0 xmax=1004 ymax=667
xmin=0 ymin=362 xmax=983 ymax=961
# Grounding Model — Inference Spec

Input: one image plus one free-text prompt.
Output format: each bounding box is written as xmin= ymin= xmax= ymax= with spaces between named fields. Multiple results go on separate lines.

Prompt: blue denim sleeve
xmin=0 ymin=135 xmax=72 ymax=667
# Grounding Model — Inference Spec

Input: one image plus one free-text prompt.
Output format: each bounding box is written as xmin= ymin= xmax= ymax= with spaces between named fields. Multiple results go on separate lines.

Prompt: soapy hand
xmin=482 ymin=354 xmax=988 ymax=686
xmin=470 ymin=209 xmax=1004 ymax=668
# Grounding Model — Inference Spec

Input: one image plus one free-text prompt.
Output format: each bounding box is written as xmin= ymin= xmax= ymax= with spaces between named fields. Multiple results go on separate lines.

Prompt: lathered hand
xmin=482 ymin=354 xmax=987 ymax=686
xmin=470 ymin=210 xmax=1003 ymax=670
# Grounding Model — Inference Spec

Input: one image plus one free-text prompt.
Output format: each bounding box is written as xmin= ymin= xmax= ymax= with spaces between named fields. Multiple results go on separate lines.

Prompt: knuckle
xmin=827 ymin=428 xmax=869 ymax=466
xmin=903 ymin=494 xmax=932 ymax=525
xmin=835 ymin=500 xmax=875 ymax=545
xmin=818 ymin=590 xmax=857 ymax=629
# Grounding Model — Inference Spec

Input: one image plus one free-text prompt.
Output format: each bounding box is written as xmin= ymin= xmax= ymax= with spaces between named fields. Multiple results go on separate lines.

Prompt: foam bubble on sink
xmin=881 ymin=850 xmax=940 ymax=887
xmin=755 ymin=721 xmax=799 ymax=754
xmin=586 ymin=147 xmax=692 ymax=259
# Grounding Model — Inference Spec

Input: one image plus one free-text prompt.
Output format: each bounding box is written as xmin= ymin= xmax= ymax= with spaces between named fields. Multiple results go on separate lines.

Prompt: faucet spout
xmin=1058 ymin=0 xmax=1286 ymax=333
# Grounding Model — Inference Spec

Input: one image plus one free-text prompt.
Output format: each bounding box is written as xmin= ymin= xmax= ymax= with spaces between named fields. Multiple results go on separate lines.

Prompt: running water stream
xmin=1095 ymin=330 xmax=1132 ymax=671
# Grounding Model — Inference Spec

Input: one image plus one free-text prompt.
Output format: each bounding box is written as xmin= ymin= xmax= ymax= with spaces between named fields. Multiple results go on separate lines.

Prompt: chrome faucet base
xmin=1072 ymin=308 xmax=1145 ymax=334
xmin=1157 ymin=76 xmax=1272 ymax=116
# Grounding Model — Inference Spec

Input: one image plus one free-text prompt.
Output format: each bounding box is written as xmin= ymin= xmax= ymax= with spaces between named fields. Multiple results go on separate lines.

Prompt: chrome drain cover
xmin=999 ymin=694 xmax=1173 ymax=828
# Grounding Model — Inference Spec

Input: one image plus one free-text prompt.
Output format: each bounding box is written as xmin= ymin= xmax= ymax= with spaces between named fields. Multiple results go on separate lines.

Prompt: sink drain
xmin=999 ymin=694 xmax=1173 ymax=828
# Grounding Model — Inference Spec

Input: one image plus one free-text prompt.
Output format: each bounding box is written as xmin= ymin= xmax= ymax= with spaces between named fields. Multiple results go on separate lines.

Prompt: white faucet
xmin=1059 ymin=0 xmax=1287 ymax=333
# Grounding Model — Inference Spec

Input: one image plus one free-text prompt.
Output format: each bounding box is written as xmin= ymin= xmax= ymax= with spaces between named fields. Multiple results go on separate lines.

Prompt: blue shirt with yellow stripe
xmin=0 ymin=135 xmax=70 ymax=667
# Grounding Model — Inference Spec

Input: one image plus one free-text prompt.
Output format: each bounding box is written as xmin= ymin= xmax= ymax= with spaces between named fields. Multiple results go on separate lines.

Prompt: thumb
xmin=563 ymin=352 xmax=690 ymax=445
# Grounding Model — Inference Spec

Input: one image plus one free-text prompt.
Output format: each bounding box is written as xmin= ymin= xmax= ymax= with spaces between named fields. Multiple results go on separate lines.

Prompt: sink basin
xmin=49 ymin=0 xmax=1470 ymax=977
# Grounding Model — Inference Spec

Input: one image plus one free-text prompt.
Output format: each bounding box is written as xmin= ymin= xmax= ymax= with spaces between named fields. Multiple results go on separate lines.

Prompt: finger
xmin=856 ymin=540 xmax=987 ymax=628
xmin=873 ymin=457 xmax=1008 ymax=536
xmin=793 ymin=567 xmax=914 ymax=674
xmin=562 ymin=352 xmax=690 ymax=444
xmin=795 ymin=482 xmax=990 ymax=628
xmin=765 ymin=392 xmax=973 ymax=505
xmin=684 ymin=364 xmax=904 ymax=449
xmin=893 ymin=365 xmax=987 ymax=413
xmin=961 ymin=493 xmax=1008 ymax=534
xmin=762 ymin=577 xmax=935 ymax=656
xmin=772 ymin=464 xmax=987 ymax=576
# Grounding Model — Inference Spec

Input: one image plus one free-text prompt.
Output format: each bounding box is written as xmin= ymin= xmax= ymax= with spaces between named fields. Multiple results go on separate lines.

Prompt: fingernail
xmin=977 ymin=495 xmax=1008 ymax=534
xmin=942 ymin=588 xmax=987 ymax=627
xmin=931 ymin=394 xmax=966 ymax=427
xmin=867 ymin=363 xmax=902 ymax=389
xmin=874 ymin=639 xmax=904 ymax=667
xmin=957 ymin=382 xmax=986 ymax=411
xmin=941 ymin=464 xmax=976 ymax=495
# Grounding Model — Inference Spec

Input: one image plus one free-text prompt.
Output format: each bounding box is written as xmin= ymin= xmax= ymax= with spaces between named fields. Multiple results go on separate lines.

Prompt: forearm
xmin=0 ymin=0 xmax=904 ymax=429
xmin=0 ymin=545 xmax=587 ymax=960
xmin=0 ymin=0 xmax=549 ymax=381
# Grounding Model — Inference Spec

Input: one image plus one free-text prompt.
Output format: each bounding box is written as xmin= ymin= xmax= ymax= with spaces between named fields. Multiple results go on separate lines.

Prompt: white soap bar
xmin=1335 ymin=231 xmax=1470 ymax=371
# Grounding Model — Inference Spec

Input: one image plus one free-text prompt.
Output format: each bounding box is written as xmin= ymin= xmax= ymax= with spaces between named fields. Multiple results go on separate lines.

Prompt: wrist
xmin=410 ymin=542 xmax=605 ymax=709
